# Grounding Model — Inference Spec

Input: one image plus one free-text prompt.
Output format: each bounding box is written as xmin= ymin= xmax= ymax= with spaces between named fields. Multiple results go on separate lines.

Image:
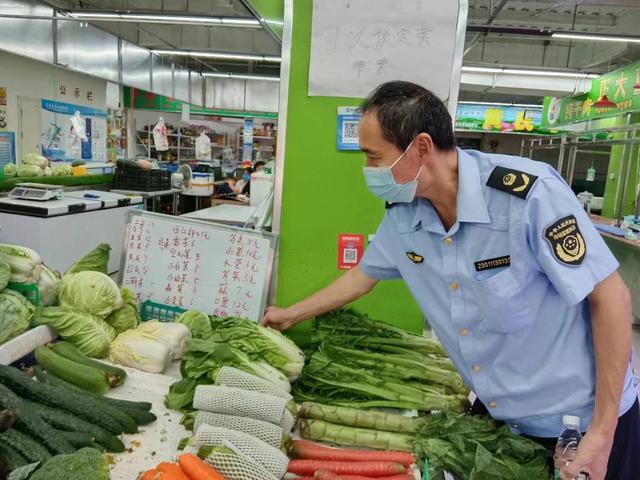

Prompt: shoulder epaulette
xmin=486 ymin=166 xmax=538 ymax=199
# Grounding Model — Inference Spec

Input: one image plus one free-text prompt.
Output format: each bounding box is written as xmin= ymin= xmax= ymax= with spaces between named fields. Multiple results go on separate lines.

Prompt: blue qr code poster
xmin=337 ymin=107 xmax=361 ymax=151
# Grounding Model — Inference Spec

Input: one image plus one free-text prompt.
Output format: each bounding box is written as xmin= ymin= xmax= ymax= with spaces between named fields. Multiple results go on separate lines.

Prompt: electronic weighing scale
xmin=0 ymin=183 xmax=102 ymax=217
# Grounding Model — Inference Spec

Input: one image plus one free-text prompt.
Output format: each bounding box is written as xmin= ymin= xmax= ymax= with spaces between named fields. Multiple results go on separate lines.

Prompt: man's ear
xmin=415 ymin=133 xmax=434 ymax=162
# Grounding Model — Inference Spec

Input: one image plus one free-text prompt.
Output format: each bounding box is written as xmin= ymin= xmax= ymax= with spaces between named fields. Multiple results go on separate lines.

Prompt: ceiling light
xmin=552 ymin=32 xmax=640 ymax=44
xmin=68 ymin=11 xmax=260 ymax=27
xmin=458 ymin=101 xmax=542 ymax=108
xmin=152 ymin=49 xmax=281 ymax=63
xmin=202 ymin=72 xmax=280 ymax=82
xmin=461 ymin=65 xmax=598 ymax=79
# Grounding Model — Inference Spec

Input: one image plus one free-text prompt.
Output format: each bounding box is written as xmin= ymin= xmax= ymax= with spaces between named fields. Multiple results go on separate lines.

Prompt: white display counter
xmin=0 ymin=204 xmax=141 ymax=274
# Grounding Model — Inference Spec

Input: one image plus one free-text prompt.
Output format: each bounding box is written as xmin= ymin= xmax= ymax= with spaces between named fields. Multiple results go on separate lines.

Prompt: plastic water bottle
xmin=553 ymin=415 xmax=588 ymax=479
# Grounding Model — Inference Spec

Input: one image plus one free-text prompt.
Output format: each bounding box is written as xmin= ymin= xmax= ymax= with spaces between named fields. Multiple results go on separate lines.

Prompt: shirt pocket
xmin=472 ymin=267 xmax=534 ymax=334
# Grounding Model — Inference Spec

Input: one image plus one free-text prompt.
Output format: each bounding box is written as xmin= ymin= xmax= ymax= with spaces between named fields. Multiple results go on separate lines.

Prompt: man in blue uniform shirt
xmin=263 ymin=81 xmax=639 ymax=479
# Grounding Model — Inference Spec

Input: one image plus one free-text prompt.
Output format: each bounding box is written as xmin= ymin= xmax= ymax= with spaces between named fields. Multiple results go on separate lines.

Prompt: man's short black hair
xmin=254 ymin=161 xmax=266 ymax=168
xmin=360 ymin=81 xmax=455 ymax=152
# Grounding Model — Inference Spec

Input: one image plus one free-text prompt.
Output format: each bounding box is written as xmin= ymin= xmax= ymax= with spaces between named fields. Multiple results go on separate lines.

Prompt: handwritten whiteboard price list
xmin=121 ymin=212 xmax=275 ymax=322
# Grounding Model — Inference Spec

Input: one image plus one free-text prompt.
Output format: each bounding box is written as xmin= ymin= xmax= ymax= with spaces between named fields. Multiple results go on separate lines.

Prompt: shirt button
xmin=450 ymin=282 xmax=458 ymax=291
xmin=460 ymin=328 xmax=469 ymax=336
xmin=472 ymin=364 xmax=481 ymax=373
xmin=488 ymin=402 xmax=497 ymax=409
xmin=443 ymin=237 xmax=453 ymax=246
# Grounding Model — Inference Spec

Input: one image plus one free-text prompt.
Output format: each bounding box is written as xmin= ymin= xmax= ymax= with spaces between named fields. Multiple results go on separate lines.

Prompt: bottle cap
xmin=563 ymin=415 xmax=580 ymax=429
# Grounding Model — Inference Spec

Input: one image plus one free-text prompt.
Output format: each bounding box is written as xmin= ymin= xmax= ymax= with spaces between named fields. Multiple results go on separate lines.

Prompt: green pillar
xmin=275 ymin=0 xmax=423 ymax=345
xmin=602 ymin=113 xmax=640 ymax=219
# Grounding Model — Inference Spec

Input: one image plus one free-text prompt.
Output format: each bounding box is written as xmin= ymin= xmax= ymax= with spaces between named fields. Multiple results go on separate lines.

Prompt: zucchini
xmin=35 ymin=367 xmax=151 ymax=411
xmin=71 ymin=160 xmax=86 ymax=167
xmin=0 ymin=439 xmax=28 ymax=471
xmin=0 ymin=430 xmax=51 ymax=463
xmin=0 ymin=383 xmax=74 ymax=455
xmin=0 ymin=364 xmax=134 ymax=435
xmin=55 ymin=430 xmax=96 ymax=449
xmin=24 ymin=400 xmax=125 ymax=453
xmin=51 ymin=341 xmax=127 ymax=387
xmin=35 ymin=346 xmax=110 ymax=395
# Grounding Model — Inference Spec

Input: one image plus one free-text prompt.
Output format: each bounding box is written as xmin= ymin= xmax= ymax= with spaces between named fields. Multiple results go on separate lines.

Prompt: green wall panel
xmin=249 ymin=0 xmax=284 ymax=40
xmin=276 ymin=0 xmax=423 ymax=345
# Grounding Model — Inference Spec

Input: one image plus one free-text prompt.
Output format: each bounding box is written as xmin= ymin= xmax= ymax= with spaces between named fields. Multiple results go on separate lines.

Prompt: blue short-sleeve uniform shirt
xmin=359 ymin=147 xmax=637 ymax=437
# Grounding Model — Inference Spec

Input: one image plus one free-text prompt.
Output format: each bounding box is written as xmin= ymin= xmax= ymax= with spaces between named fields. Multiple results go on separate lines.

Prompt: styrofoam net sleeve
xmin=279 ymin=408 xmax=296 ymax=433
xmin=215 ymin=366 xmax=293 ymax=400
xmin=193 ymin=385 xmax=287 ymax=425
xmin=195 ymin=425 xmax=289 ymax=478
xmin=194 ymin=411 xmax=284 ymax=448
xmin=205 ymin=452 xmax=279 ymax=480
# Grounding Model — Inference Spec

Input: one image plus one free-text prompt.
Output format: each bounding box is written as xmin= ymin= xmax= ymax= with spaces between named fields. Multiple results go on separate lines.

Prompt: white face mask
xmin=362 ymin=140 xmax=423 ymax=203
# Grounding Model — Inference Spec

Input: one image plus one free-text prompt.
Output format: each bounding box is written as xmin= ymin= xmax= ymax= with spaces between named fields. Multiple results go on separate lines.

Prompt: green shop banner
xmin=542 ymin=62 xmax=640 ymax=127
xmin=123 ymin=87 xmax=278 ymax=119
xmin=455 ymin=103 xmax=551 ymax=134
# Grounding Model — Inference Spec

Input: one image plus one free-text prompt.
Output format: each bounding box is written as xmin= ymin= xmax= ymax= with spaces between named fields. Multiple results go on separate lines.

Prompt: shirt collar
xmin=403 ymin=148 xmax=490 ymax=233
xmin=456 ymin=147 xmax=490 ymax=224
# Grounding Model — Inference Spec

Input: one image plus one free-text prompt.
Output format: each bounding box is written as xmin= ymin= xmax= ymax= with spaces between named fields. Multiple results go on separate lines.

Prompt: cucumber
xmin=117 ymin=407 xmax=157 ymax=426
xmin=35 ymin=367 xmax=152 ymax=413
xmin=55 ymin=430 xmax=96 ymax=449
xmin=0 ymin=430 xmax=51 ymax=463
xmin=24 ymin=400 xmax=125 ymax=453
xmin=0 ymin=364 xmax=134 ymax=435
xmin=51 ymin=341 xmax=127 ymax=387
xmin=35 ymin=346 xmax=110 ymax=395
xmin=0 ymin=383 xmax=74 ymax=455
xmin=0 ymin=438 xmax=28 ymax=471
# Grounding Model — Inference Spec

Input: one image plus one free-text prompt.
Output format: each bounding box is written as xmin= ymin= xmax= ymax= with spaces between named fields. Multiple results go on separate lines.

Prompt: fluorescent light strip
xmin=462 ymin=65 xmax=598 ymax=79
xmin=68 ymin=12 xmax=260 ymax=27
xmin=459 ymin=101 xmax=542 ymax=108
xmin=202 ymin=72 xmax=280 ymax=82
xmin=552 ymin=32 xmax=640 ymax=44
xmin=152 ymin=49 xmax=281 ymax=63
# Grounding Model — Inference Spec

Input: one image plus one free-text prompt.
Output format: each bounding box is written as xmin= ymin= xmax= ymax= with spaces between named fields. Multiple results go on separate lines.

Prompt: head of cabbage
xmin=58 ymin=271 xmax=122 ymax=318
xmin=105 ymin=287 xmax=140 ymax=334
xmin=0 ymin=289 xmax=35 ymax=345
xmin=34 ymin=306 xmax=114 ymax=358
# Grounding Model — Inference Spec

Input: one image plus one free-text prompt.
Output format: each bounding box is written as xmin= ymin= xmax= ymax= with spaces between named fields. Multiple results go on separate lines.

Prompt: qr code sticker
xmin=342 ymin=121 xmax=360 ymax=143
xmin=343 ymin=248 xmax=358 ymax=264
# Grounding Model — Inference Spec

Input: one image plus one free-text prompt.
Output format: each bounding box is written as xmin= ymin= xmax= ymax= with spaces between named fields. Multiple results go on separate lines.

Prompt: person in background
xmin=262 ymin=81 xmax=639 ymax=480
xmin=236 ymin=165 xmax=252 ymax=196
xmin=253 ymin=161 xmax=266 ymax=172
xmin=215 ymin=176 xmax=238 ymax=198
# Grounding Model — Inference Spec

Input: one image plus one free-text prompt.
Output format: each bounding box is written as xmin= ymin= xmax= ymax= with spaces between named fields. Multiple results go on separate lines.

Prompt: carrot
xmin=156 ymin=462 xmax=190 ymax=480
xmin=315 ymin=470 xmax=341 ymax=480
xmin=178 ymin=453 xmax=225 ymax=480
xmin=335 ymin=476 xmax=414 ymax=480
xmin=292 ymin=439 xmax=416 ymax=466
xmin=139 ymin=470 xmax=161 ymax=480
xmin=288 ymin=460 xmax=406 ymax=476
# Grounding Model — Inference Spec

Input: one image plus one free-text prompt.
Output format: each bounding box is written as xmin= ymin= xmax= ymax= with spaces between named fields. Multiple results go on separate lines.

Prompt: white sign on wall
xmin=309 ymin=0 xmax=460 ymax=99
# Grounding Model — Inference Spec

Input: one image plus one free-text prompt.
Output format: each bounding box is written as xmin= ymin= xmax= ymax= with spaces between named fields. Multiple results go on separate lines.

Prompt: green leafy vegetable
xmin=0 ymin=258 xmax=11 ymax=290
xmin=109 ymin=327 xmax=172 ymax=373
xmin=2 ymin=164 xmax=17 ymax=178
xmin=38 ymin=264 xmax=60 ymax=307
xmin=0 ymin=290 xmax=35 ymax=345
xmin=58 ymin=271 xmax=122 ymax=317
xmin=34 ymin=307 xmax=113 ymax=358
xmin=22 ymin=154 xmax=48 ymax=169
xmin=65 ymin=243 xmax=111 ymax=275
xmin=208 ymin=317 xmax=304 ymax=380
xmin=30 ymin=447 xmax=109 ymax=480
xmin=105 ymin=287 xmax=140 ymax=334
xmin=176 ymin=310 xmax=212 ymax=339
xmin=17 ymin=165 xmax=43 ymax=177
xmin=0 ymin=244 xmax=42 ymax=284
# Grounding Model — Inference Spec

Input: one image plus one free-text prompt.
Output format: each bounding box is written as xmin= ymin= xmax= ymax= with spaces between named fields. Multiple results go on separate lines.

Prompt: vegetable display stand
xmin=114 ymin=167 xmax=171 ymax=192
xmin=140 ymin=300 xmax=186 ymax=322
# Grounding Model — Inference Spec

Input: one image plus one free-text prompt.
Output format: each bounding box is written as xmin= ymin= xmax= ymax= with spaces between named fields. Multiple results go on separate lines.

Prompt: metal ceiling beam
xmin=464 ymin=0 xmax=509 ymax=57
xmin=235 ymin=0 xmax=281 ymax=46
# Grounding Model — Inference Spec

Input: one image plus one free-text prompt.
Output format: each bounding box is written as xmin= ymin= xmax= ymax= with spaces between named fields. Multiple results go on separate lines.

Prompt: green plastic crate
xmin=140 ymin=300 xmax=186 ymax=322
xmin=6 ymin=282 xmax=40 ymax=306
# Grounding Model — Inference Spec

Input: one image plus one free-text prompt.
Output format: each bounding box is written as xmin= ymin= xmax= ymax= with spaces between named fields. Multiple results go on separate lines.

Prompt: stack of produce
xmin=166 ymin=311 xmax=304 ymax=411
xmin=17 ymin=153 xmax=52 ymax=178
xmin=0 ymin=361 xmax=156 ymax=474
xmin=110 ymin=321 xmax=191 ymax=373
xmin=34 ymin=243 xmax=146 ymax=359
xmin=293 ymin=309 xmax=468 ymax=412
xmin=141 ymin=454 xmax=225 ymax=480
